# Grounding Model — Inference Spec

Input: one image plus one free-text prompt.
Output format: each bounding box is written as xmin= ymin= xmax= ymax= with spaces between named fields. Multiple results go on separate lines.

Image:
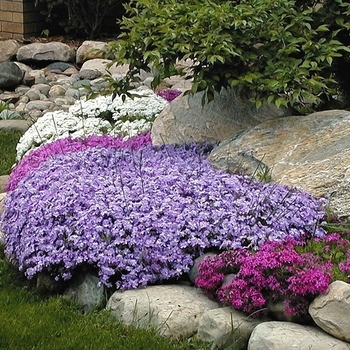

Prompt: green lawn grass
xmin=0 ymin=129 xmax=23 ymax=175
xmin=0 ymin=130 xmax=209 ymax=350
xmin=0 ymin=252 xmax=208 ymax=350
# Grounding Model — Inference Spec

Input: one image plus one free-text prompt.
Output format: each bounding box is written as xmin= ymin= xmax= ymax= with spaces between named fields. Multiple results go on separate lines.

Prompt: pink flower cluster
xmin=196 ymin=239 xmax=333 ymax=317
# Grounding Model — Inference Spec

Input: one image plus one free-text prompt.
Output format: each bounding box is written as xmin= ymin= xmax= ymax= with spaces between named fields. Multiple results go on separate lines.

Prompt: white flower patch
xmin=16 ymin=111 xmax=112 ymax=160
xmin=16 ymin=88 xmax=169 ymax=161
xmin=110 ymin=119 xmax=153 ymax=139
xmin=110 ymin=88 xmax=168 ymax=121
xmin=68 ymin=95 xmax=114 ymax=118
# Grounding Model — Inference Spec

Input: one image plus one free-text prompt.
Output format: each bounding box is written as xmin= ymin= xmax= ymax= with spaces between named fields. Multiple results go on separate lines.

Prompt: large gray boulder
xmin=197 ymin=307 xmax=266 ymax=350
xmin=0 ymin=39 xmax=21 ymax=62
xmin=17 ymin=42 xmax=75 ymax=62
xmin=208 ymin=110 xmax=350 ymax=218
xmin=151 ymin=88 xmax=291 ymax=145
xmin=106 ymin=284 xmax=219 ymax=339
xmin=309 ymin=281 xmax=350 ymax=342
xmin=248 ymin=321 xmax=350 ymax=350
xmin=0 ymin=62 xmax=23 ymax=88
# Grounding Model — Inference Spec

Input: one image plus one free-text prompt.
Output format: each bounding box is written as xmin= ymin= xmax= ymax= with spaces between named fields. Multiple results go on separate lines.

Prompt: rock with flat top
xmin=17 ymin=42 xmax=75 ymax=62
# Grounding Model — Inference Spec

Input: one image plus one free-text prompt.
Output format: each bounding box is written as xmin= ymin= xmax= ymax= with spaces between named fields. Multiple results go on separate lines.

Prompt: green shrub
xmin=106 ymin=0 xmax=350 ymax=112
xmin=35 ymin=0 xmax=126 ymax=38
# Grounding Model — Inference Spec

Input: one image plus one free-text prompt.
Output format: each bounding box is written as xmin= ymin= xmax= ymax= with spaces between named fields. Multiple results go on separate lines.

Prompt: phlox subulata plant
xmin=1 ymin=143 xmax=327 ymax=290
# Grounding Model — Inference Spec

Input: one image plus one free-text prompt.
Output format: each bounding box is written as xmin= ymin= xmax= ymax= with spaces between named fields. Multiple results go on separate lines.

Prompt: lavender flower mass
xmin=1 ymin=143 xmax=327 ymax=290
xmin=7 ymin=132 xmax=152 ymax=192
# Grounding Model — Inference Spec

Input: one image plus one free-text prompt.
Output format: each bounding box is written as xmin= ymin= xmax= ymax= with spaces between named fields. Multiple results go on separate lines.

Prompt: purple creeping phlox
xmin=196 ymin=239 xmax=332 ymax=317
xmin=1 ymin=143 xmax=327 ymax=290
xmin=7 ymin=132 xmax=152 ymax=192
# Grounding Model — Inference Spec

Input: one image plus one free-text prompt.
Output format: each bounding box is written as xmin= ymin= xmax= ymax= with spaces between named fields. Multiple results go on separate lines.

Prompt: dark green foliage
xmin=34 ymin=0 xmax=126 ymax=38
xmin=0 ymin=129 xmax=23 ymax=175
xmin=106 ymin=0 xmax=350 ymax=112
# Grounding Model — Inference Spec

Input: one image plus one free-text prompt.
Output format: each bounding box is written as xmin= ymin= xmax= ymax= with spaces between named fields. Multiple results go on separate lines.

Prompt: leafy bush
xmin=34 ymin=0 xmax=126 ymax=38
xmin=195 ymin=239 xmax=333 ymax=317
xmin=1 ymin=141 xmax=327 ymax=290
xmin=107 ymin=0 xmax=350 ymax=112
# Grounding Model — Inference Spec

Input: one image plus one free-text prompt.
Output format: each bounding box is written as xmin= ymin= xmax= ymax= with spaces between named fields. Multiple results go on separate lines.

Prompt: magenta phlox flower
xmin=196 ymin=239 xmax=333 ymax=317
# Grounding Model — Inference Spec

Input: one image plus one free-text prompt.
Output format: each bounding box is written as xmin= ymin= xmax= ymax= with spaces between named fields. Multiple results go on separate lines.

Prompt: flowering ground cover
xmin=195 ymin=228 xmax=350 ymax=318
xmin=2 ymin=141 xmax=327 ymax=290
xmin=1 ymin=86 xmax=345 ymax=321
xmin=195 ymin=239 xmax=333 ymax=317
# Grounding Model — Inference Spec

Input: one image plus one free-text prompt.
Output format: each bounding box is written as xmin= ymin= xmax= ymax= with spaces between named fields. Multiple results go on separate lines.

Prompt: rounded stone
xmin=26 ymin=100 xmax=53 ymax=111
xmin=15 ymin=86 xmax=31 ymax=94
xmin=18 ymin=95 xmax=30 ymax=104
xmin=78 ymin=69 xmax=101 ymax=80
xmin=65 ymin=88 xmax=81 ymax=99
xmin=46 ymin=62 xmax=76 ymax=72
xmin=15 ymin=102 xmax=28 ymax=114
xmin=0 ymin=62 xmax=24 ymax=88
xmin=32 ymin=83 xmax=50 ymax=96
xmin=0 ymin=39 xmax=20 ymax=62
xmin=25 ymin=90 xmax=41 ymax=101
xmin=53 ymin=97 xmax=71 ymax=107
xmin=28 ymin=110 xmax=44 ymax=120
xmin=73 ymin=79 xmax=91 ymax=88
xmin=63 ymin=67 xmax=79 ymax=76
xmin=49 ymin=85 xmax=67 ymax=97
